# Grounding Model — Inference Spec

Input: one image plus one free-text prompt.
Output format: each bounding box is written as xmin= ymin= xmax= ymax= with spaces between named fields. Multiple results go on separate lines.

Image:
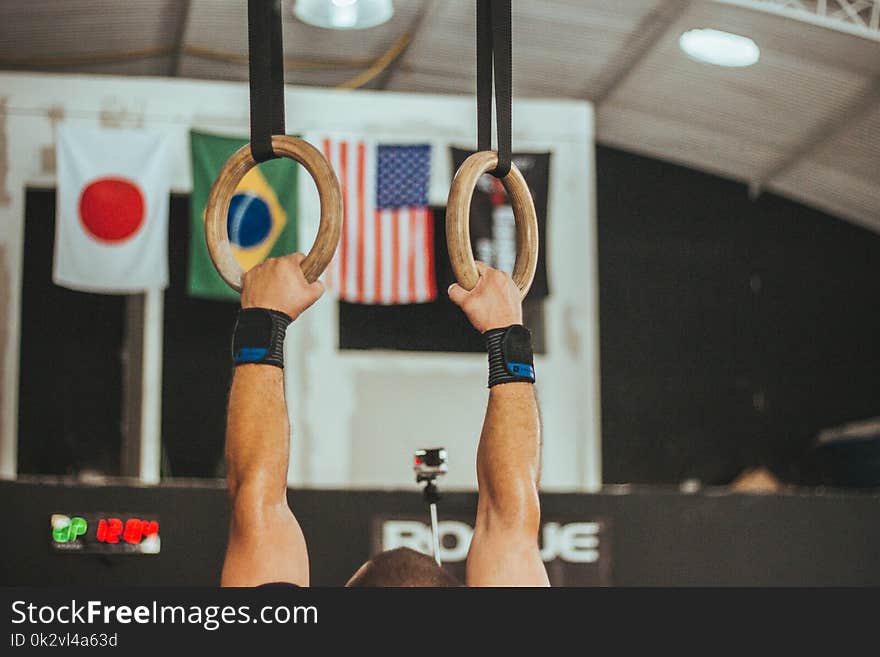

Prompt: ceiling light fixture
xmin=293 ymin=0 xmax=394 ymax=30
xmin=678 ymin=28 xmax=760 ymax=67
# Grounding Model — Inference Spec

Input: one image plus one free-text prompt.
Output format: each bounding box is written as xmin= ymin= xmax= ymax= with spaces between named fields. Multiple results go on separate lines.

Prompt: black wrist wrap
xmin=232 ymin=308 xmax=292 ymax=369
xmin=485 ymin=324 xmax=535 ymax=387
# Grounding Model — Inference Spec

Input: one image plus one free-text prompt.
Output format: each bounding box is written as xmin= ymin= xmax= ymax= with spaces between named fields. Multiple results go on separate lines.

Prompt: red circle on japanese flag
xmin=79 ymin=177 xmax=145 ymax=243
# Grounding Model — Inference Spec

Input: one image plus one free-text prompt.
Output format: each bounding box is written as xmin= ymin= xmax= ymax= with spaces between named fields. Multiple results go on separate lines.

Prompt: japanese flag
xmin=53 ymin=125 xmax=171 ymax=293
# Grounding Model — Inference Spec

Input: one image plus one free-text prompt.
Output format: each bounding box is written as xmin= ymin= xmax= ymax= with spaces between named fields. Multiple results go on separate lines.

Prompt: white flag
xmin=53 ymin=125 xmax=171 ymax=293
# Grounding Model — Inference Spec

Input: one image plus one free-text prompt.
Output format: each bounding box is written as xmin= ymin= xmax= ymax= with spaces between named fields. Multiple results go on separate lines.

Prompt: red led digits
xmin=123 ymin=518 xmax=143 ymax=544
xmin=107 ymin=518 xmax=123 ymax=543
xmin=96 ymin=517 xmax=159 ymax=544
xmin=96 ymin=518 xmax=123 ymax=543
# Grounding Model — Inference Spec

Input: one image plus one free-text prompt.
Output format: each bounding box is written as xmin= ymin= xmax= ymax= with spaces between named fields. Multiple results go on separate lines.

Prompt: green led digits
xmin=51 ymin=515 xmax=87 ymax=543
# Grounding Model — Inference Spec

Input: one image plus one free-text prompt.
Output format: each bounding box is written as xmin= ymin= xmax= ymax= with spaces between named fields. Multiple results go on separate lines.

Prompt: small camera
xmin=414 ymin=448 xmax=448 ymax=482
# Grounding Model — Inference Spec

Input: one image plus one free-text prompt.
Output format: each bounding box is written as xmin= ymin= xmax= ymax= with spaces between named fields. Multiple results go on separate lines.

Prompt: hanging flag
xmin=313 ymin=136 xmax=436 ymax=304
xmin=450 ymin=147 xmax=551 ymax=299
xmin=53 ymin=125 xmax=171 ymax=293
xmin=188 ymin=131 xmax=299 ymax=301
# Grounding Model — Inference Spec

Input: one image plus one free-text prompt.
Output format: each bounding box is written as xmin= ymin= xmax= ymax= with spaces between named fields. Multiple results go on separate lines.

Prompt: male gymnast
xmin=221 ymin=253 xmax=548 ymax=587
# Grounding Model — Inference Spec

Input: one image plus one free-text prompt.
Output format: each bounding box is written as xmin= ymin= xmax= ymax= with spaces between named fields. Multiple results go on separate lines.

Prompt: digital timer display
xmin=50 ymin=513 xmax=161 ymax=554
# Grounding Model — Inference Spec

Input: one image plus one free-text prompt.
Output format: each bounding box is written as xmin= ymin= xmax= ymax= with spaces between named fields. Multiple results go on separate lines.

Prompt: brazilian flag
xmin=188 ymin=130 xmax=298 ymax=301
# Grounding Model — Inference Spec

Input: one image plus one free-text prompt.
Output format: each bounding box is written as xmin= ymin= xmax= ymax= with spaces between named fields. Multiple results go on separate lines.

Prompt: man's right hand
xmin=240 ymin=253 xmax=324 ymax=321
xmin=447 ymin=262 xmax=523 ymax=333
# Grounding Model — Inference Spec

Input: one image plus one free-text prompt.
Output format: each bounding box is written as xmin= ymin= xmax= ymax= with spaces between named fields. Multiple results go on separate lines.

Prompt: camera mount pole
xmin=422 ymin=479 xmax=442 ymax=566
xmin=414 ymin=447 xmax=447 ymax=566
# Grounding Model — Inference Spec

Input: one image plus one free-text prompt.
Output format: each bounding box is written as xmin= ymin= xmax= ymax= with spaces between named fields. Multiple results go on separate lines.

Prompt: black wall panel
xmin=18 ymin=190 xmax=125 ymax=476
xmin=2 ymin=481 xmax=878 ymax=586
xmin=597 ymin=147 xmax=880 ymax=485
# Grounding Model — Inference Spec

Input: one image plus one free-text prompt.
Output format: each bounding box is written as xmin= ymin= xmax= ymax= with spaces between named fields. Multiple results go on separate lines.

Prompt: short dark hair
xmin=346 ymin=548 xmax=462 ymax=587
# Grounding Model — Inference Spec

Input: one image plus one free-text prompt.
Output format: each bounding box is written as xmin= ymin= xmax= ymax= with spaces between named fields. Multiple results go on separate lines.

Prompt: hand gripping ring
xmin=205 ymin=135 xmax=343 ymax=291
xmin=445 ymin=151 xmax=539 ymax=298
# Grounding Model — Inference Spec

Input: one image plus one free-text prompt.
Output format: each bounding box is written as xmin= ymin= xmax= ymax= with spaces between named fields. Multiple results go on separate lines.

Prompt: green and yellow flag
xmin=188 ymin=131 xmax=299 ymax=301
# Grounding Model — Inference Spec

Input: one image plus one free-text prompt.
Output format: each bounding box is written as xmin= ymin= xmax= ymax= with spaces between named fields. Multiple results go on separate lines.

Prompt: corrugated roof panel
xmin=0 ymin=0 xmax=179 ymax=57
xmin=0 ymin=0 xmax=875 ymax=232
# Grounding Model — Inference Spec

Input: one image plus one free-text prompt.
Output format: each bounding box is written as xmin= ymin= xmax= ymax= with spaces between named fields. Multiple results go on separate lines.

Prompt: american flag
xmin=316 ymin=137 xmax=437 ymax=304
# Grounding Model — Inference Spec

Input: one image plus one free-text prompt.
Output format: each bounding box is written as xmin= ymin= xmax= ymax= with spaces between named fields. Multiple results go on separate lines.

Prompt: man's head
xmin=345 ymin=548 xmax=462 ymax=587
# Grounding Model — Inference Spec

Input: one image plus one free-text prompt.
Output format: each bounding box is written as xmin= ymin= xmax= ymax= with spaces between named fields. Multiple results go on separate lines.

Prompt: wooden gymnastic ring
xmin=205 ymin=135 xmax=342 ymax=291
xmin=446 ymin=151 xmax=539 ymax=298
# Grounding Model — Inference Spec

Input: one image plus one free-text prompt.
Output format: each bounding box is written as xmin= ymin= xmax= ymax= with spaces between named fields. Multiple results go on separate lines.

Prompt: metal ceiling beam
xmin=749 ymin=77 xmax=880 ymax=196
xmin=589 ymin=0 xmax=693 ymax=106
xmin=167 ymin=0 xmax=193 ymax=77
xmin=713 ymin=0 xmax=880 ymax=42
xmin=376 ymin=0 xmax=442 ymax=90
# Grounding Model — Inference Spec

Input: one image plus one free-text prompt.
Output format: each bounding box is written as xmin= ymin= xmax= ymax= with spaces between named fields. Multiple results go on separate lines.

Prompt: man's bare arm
xmin=467 ymin=381 xmax=548 ymax=586
xmin=448 ymin=264 xmax=550 ymax=587
xmin=221 ymin=254 xmax=323 ymax=587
